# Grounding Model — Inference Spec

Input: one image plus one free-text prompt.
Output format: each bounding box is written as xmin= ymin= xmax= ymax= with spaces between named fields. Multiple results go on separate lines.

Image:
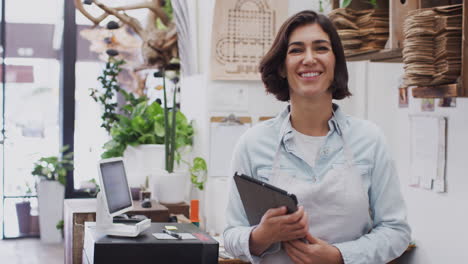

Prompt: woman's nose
xmin=302 ymin=49 xmax=317 ymax=65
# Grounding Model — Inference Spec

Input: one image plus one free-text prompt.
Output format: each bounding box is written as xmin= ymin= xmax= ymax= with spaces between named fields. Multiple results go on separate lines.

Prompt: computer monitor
xmin=96 ymin=157 xmax=150 ymax=237
xmin=98 ymin=157 xmax=133 ymax=217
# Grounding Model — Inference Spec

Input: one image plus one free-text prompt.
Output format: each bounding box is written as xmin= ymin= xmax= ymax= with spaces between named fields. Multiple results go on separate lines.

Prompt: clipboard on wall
xmin=209 ymin=115 xmax=251 ymax=177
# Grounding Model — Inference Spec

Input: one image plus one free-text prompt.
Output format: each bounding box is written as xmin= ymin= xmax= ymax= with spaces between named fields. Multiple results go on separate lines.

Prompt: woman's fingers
xmin=278 ymin=205 xmax=305 ymax=224
xmin=259 ymin=205 xmax=310 ymax=243
xmin=263 ymin=206 xmax=288 ymax=218
xmin=306 ymin=232 xmax=320 ymax=244
xmin=284 ymin=241 xmax=308 ymax=263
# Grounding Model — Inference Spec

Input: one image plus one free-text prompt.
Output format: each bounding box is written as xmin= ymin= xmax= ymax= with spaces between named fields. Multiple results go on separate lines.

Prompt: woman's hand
xmin=250 ymin=206 xmax=309 ymax=256
xmin=283 ymin=233 xmax=344 ymax=264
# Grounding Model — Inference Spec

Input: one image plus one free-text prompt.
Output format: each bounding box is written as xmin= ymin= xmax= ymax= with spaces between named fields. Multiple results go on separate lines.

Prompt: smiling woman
xmin=259 ymin=10 xmax=350 ymax=103
xmin=223 ymin=10 xmax=411 ymax=264
xmin=285 ymin=24 xmax=336 ymax=101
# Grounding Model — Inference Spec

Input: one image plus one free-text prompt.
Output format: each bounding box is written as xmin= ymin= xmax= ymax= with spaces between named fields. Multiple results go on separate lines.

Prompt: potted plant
xmin=91 ymin=57 xmax=187 ymax=187
xmin=15 ymin=183 xmax=33 ymax=235
xmin=91 ymin=57 xmax=207 ymax=197
xmin=31 ymin=146 xmax=73 ymax=243
xmin=140 ymin=176 xmax=151 ymax=200
xmin=152 ymin=68 xmax=208 ymax=204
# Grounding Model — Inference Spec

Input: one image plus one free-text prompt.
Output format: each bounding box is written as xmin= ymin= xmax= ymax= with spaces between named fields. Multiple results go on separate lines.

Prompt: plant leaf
xmin=341 ymin=0 xmax=352 ymax=8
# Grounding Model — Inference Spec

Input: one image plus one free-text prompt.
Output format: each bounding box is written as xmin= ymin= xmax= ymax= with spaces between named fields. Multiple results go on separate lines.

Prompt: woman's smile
xmin=298 ymin=71 xmax=322 ymax=81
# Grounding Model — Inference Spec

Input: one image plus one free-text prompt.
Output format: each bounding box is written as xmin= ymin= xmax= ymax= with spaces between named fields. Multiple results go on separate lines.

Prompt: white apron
xmin=260 ymin=113 xmax=372 ymax=263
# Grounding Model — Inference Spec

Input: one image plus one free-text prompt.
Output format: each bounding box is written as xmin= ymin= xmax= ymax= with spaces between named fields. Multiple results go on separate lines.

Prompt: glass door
xmin=1 ymin=0 xmax=62 ymax=238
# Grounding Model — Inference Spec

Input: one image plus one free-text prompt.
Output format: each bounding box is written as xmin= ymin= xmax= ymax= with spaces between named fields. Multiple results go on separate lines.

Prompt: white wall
xmin=348 ymin=61 xmax=468 ymax=263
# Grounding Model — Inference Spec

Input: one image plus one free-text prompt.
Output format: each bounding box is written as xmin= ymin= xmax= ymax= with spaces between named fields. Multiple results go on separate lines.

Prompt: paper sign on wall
xmin=210 ymin=0 xmax=289 ymax=80
xmin=409 ymin=115 xmax=447 ymax=192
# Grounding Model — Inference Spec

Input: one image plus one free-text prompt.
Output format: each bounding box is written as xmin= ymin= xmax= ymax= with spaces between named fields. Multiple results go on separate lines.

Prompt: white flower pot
xmin=123 ymin=144 xmax=165 ymax=188
xmin=37 ymin=180 xmax=64 ymax=243
xmin=153 ymin=170 xmax=188 ymax=204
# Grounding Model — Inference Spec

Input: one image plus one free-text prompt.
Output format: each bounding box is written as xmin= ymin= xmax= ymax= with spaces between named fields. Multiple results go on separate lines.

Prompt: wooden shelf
xmin=346 ymin=48 xmax=403 ymax=62
xmin=462 ymin=0 xmax=468 ymax=97
xmin=334 ymin=1 xmax=467 ymax=97
xmin=412 ymin=83 xmax=463 ymax=98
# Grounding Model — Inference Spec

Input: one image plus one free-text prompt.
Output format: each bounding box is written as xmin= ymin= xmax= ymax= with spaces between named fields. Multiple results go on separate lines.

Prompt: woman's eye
xmin=316 ymin=46 xmax=330 ymax=52
xmin=288 ymin=48 xmax=302 ymax=54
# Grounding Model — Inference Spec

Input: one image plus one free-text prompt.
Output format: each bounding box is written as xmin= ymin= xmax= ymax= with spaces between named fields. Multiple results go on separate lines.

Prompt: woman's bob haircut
xmin=259 ymin=10 xmax=351 ymax=101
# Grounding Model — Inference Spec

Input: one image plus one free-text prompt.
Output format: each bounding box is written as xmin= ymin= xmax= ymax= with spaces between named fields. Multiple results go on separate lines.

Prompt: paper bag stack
xmin=329 ymin=8 xmax=389 ymax=56
xmin=402 ymin=4 xmax=462 ymax=88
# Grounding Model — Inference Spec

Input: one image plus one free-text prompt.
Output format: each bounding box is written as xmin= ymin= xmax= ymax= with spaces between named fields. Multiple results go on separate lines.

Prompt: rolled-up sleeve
xmin=334 ymin=130 xmax=411 ymax=264
xmin=223 ymin=134 xmax=280 ymax=263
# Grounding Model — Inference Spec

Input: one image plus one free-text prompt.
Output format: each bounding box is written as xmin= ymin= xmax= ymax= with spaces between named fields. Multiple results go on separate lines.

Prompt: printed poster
xmin=211 ymin=0 xmax=289 ymax=80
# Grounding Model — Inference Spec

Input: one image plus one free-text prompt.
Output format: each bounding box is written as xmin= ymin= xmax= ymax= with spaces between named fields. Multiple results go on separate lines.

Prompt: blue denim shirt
xmin=224 ymin=104 xmax=411 ymax=264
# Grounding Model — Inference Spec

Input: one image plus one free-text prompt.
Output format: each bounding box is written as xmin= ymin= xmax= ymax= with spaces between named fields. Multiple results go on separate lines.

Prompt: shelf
xmin=462 ymin=0 xmax=468 ymax=97
xmin=346 ymin=48 xmax=403 ymax=62
xmin=412 ymin=83 xmax=460 ymax=98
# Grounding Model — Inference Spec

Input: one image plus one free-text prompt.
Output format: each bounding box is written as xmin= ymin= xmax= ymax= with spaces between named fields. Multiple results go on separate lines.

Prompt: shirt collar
xmin=277 ymin=103 xmax=347 ymax=145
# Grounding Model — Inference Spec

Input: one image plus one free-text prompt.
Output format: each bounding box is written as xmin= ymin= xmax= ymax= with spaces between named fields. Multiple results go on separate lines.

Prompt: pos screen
xmin=99 ymin=160 xmax=132 ymax=214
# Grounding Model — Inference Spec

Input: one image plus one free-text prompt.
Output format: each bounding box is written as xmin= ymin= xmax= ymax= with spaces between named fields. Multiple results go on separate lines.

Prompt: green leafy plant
xmin=83 ymin=178 xmax=100 ymax=197
xmin=31 ymin=146 xmax=73 ymax=186
xmin=186 ymin=157 xmax=208 ymax=191
xmin=90 ymin=57 xmax=191 ymax=159
xmin=90 ymin=57 xmax=147 ymax=132
xmin=92 ymin=57 xmax=208 ymax=190
xmin=161 ymin=69 xmax=177 ymax=173
xmin=341 ymin=0 xmax=352 ymax=8
xmin=90 ymin=58 xmax=126 ymax=133
xmin=56 ymin=219 xmax=64 ymax=231
xmin=367 ymin=0 xmax=378 ymax=8
xmin=156 ymin=0 xmax=173 ymax=29
xmin=157 ymin=69 xmax=208 ymax=190
xmin=101 ymin=99 xmax=194 ymax=159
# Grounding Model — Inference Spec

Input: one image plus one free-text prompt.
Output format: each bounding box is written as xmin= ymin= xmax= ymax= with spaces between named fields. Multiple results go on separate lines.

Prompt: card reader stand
xmin=96 ymin=192 xmax=151 ymax=237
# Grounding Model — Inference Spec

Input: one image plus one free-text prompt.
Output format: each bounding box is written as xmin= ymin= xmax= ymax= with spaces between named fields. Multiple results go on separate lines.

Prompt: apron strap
xmin=272 ymin=112 xmax=291 ymax=181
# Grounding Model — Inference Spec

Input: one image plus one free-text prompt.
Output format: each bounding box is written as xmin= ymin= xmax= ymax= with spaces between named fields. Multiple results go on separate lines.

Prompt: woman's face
xmin=284 ymin=23 xmax=335 ymax=102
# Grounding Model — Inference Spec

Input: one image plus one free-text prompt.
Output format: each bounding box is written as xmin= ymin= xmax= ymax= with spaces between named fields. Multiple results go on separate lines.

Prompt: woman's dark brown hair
xmin=259 ymin=10 xmax=351 ymax=101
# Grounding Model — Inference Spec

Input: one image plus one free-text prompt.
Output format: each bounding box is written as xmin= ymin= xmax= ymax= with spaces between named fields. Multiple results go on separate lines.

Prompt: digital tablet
xmin=233 ymin=172 xmax=298 ymax=226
